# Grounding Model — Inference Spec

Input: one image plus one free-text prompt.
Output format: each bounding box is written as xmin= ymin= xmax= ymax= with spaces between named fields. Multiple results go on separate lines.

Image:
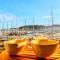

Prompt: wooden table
xmin=0 ymin=44 xmax=60 ymax=60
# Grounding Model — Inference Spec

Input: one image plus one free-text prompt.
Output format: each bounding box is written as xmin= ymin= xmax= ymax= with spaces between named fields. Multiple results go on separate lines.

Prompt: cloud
xmin=53 ymin=8 xmax=60 ymax=15
xmin=41 ymin=8 xmax=60 ymax=20
xmin=55 ymin=8 xmax=60 ymax=12
xmin=42 ymin=16 xmax=51 ymax=19
xmin=0 ymin=13 xmax=21 ymax=22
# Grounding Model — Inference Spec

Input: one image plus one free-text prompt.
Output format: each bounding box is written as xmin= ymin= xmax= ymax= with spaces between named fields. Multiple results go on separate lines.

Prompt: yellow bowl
xmin=4 ymin=40 xmax=27 ymax=55
xmin=4 ymin=41 xmax=18 ymax=55
xmin=31 ymin=39 xmax=59 ymax=58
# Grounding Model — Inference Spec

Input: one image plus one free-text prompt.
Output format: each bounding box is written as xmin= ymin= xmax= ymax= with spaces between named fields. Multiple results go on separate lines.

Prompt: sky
xmin=0 ymin=0 xmax=60 ymax=29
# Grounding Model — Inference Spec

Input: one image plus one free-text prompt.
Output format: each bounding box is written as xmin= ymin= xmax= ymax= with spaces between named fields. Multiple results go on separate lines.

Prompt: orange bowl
xmin=31 ymin=39 xmax=59 ymax=58
xmin=4 ymin=40 xmax=27 ymax=55
xmin=4 ymin=41 xmax=18 ymax=55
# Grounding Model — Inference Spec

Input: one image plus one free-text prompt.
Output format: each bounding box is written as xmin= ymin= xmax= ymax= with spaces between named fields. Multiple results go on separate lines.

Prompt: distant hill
xmin=10 ymin=24 xmax=60 ymax=31
xmin=18 ymin=25 xmax=45 ymax=30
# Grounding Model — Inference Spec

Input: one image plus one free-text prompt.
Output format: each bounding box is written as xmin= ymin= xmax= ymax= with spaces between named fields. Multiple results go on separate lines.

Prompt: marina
xmin=0 ymin=0 xmax=60 ymax=60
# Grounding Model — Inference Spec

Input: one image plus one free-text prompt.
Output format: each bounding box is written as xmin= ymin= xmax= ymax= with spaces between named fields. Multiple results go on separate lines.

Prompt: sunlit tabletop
xmin=0 ymin=44 xmax=60 ymax=60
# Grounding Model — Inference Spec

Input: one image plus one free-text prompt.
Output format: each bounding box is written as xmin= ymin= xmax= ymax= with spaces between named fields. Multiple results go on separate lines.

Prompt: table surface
xmin=0 ymin=44 xmax=60 ymax=60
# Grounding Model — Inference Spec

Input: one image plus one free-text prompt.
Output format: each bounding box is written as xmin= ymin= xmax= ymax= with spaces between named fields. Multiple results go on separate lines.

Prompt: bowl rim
xmin=31 ymin=39 xmax=59 ymax=45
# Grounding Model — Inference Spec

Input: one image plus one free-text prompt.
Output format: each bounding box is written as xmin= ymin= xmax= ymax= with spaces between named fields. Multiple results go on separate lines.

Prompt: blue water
xmin=25 ymin=32 xmax=36 ymax=36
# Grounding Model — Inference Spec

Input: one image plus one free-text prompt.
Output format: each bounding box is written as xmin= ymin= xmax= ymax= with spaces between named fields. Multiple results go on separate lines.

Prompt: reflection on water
xmin=24 ymin=32 xmax=37 ymax=36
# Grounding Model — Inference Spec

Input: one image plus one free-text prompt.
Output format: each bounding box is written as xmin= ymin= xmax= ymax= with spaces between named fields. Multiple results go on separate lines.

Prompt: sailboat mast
xmin=16 ymin=15 xmax=18 ymax=35
xmin=2 ymin=21 xmax=4 ymax=33
xmin=25 ymin=19 xmax=26 ymax=31
xmin=7 ymin=21 xmax=8 ymax=41
xmin=33 ymin=17 xmax=34 ymax=32
xmin=51 ymin=11 xmax=53 ymax=38
xmin=7 ymin=22 xmax=8 ymax=32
